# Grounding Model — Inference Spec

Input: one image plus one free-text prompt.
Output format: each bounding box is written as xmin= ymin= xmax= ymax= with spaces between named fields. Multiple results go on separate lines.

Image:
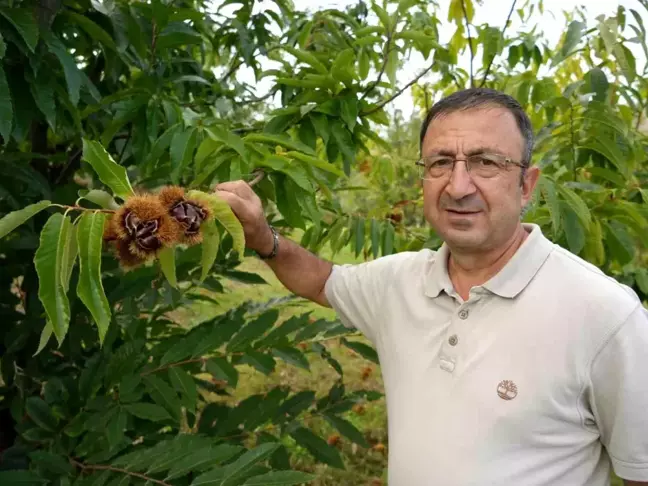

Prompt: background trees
xmin=0 ymin=0 xmax=645 ymax=484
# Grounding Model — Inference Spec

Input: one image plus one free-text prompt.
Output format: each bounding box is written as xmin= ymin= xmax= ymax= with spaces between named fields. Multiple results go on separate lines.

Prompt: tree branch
xmin=219 ymin=58 xmax=243 ymax=84
xmin=480 ymin=0 xmax=518 ymax=87
xmin=360 ymin=31 xmax=393 ymax=102
xmin=460 ymin=0 xmax=475 ymax=88
xmin=360 ymin=64 xmax=435 ymax=116
xmin=71 ymin=459 xmax=172 ymax=486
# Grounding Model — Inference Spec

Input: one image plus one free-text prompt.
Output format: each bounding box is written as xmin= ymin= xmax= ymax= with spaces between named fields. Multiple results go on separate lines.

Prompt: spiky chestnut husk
xmin=114 ymin=239 xmax=149 ymax=270
xmin=112 ymin=194 xmax=183 ymax=259
xmin=158 ymin=186 xmax=211 ymax=246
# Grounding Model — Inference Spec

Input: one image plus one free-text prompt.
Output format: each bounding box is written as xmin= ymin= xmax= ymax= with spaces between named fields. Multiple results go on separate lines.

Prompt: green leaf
xmin=285 ymin=151 xmax=345 ymax=177
xmin=244 ymin=132 xmax=317 ymax=156
xmin=0 ymin=200 xmax=51 ymax=239
xmin=382 ymin=222 xmax=394 ymax=255
xmin=557 ymin=20 xmax=585 ymax=62
xmin=227 ymin=310 xmax=279 ymax=352
xmin=578 ymin=139 xmax=629 ymax=178
xmin=79 ymin=189 xmax=120 ymax=210
xmin=206 ymin=126 xmax=250 ymax=163
xmin=370 ymin=219 xmax=380 ymax=259
xmin=124 ymin=403 xmax=172 ymax=422
xmin=144 ymin=375 xmax=182 ymax=421
xmin=218 ymin=443 xmax=280 ymax=486
xmin=341 ymin=338 xmax=378 ymax=364
xmin=272 ymin=346 xmax=310 ymax=370
xmin=60 ymin=221 xmax=78 ymax=293
xmin=106 ymin=408 xmax=127 ymax=449
xmin=354 ymin=217 xmax=365 ymax=257
xmin=77 ymin=212 xmax=111 ymax=345
xmin=372 ymin=3 xmax=392 ymax=31
xmin=290 ymin=426 xmax=345 ymax=469
xmin=170 ymin=127 xmax=198 ymax=184
xmin=0 ymin=64 xmax=12 ymax=143
xmin=330 ymin=120 xmax=356 ymax=175
xmin=30 ymin=73 xmax=56 ymax=130
xmin=635 ymin=269 xmax=648 ymax=294
xmin=82 ymin=139 xmax=135 ymax=200
xmin=65 ymin=11 xmax=117 ymax=51
xmin=603 ymin=220 xmax=635 ymax=265
xmin=241 ymin=351 xmax=276 ymax=375
xmin=323 ymin=414 xmax=369 ymax=447
xmin=538 ymin=176 xmax=561 ymax=235
xmin=166 ymin=445 xmax=243 ymax=480
xmin=44 ymin=33 xmax=82 ymax=105
xmin=158 ymin=247 xmax=177 ymax=288
xmin=187 ymin=190 xmax=245 ymax=256
xmin=561 ymin=203 xmax=585 ymax=254
xmin=0 ymin=8 xmax=38 ymax=52
xmin=480 ymin=26 xmax=501 ymax=69
xmin=0 ymin=471 xmax=47 ymax=484
xmin=34 ymin=214 xmax=72 ymax=345
xmin=25 ymin=396 xmax=58 ymax=432
xmin=34 ymin=322 xmax=53 ymax=356
xmin=331 ymin=48 xmax=356 ymax=86
xmin=206 ymin=358 xmax=239 ymax=387
xmin=243 ymin=471 xmax=317 ymax=485
xmin=282 ymin=45 xmax=328 ymax=74
xmin=385 ymin=48 xmax=399 ymax=87
xmin=199 ymin=219 xmax=220 ymax=282
xmin=0 ymin=33 xmax=4 ymax=59
xmin=168 ymin=367 xmax=198 ymax=414
xmin=340 ymin=97 xmax=358 ymax=132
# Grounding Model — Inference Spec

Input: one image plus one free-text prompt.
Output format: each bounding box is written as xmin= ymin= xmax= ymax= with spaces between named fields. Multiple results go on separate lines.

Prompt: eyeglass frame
xmin=414 ymin=152 xmax=527 ymax=180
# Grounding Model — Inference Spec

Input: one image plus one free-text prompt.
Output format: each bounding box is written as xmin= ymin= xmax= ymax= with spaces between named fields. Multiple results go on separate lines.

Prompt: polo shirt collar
xmin=424 ymin=224 xmax=554 ymax=299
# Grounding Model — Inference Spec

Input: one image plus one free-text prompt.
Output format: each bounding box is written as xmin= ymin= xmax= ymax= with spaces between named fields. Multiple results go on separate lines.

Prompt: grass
xmin=183 ymin=236 xmax=626 ymax=486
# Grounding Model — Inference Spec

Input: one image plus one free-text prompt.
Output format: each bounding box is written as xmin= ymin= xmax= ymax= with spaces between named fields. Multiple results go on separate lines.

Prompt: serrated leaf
xmin=124 ymin=403 xmax=172 ymax=422
xmin=558 ymin=20 xmax=585 ymax=61
xmin=244 ymin=132 xmax=317 ymax=156
xmin=323 ymin=414 xmax=369 ymax=447
xmin=186 ymin=190 xmax=245 ymax=256
xmin=168 ymin=367 xmax=198 ymax=414
xmin=60 ymin=221 xmax=78 ymax=292
xmin=241 ymin=351 xmax=276 ymax=375
xmin=282 ymin=45 xmax=328 ymax=74
xmin=341 ymin=338 xmax=379 ymax=364
xmin=0 ymin=470 xmax=47 ymax=484
xmin=243 ymin=470 xmax=317 ymax=485
xmin=340 ymin=97 xmax=358 ymax=132
xmin=330 ymin=120 xmax=355 ymax=176
xmin=200 ymin=220 xmax=220 ymax=282
xmin=354 ymin=217 xmax=365 ymax=257
xmin=44 ymin=33 xmax=82 ymax=105
xmin=218 ymin=443 xmax=280 ymax=486
xmin=106 ymin=408 xmax=127 ymax=449
xmin=170 ymin=127 xmax=198 ymax=184
xmin=290 ymin=426 xmax=344 ymax=469
xmin=603 ymin=220 xmax=635 ymax=265
xmin=0 ymin=8 xmax=39 ymax=52
xmin=561 ymin=203 xmax=585 ymax=254
xmin=25 ymin=396 xmax=58 ymax=432
xmin=0 ymin=200 xmax=51 ymax=239
xmin=143 ymin=375 xmax=182 ymax=422
xmin=158 ymin=247 xmax=177 ymax=288
xmin=30 ymin=73 xmax=56 ymax=130
xmin=82 ymin=139 xmax=135 ymax=200
xmin=65 ymin=11 xmax=116 ymax=51
xmin=166 ymin=444 xmax=243 ymax=480
xmin=227 ymin=310 xmax=279 ymax=352
xmin=635 ymin=269 xmax=648 ymax=294
xmin=34 ymin=214 xmax=71 ymax=345
xmin=370 ymin=219 xmax=380 ymax=259
xmin=206 ymin=358 xmax=239 ymax=387
xmin=79 ymin=189 xmax=120 ymax=210
xmin=538 ymin=176 xmax=561 ymax=236
xmin=385 ymin=48 xmax=399 ymax=87
xmin=331 ymin=48 xmax=355 ymax=86
xmin=382 ymin=221 xmax=394 ymax=255
xmin=33 ymin=322 xmax=53 ymax=356
xmin=372 ymin=3 xmax=392 ymax=30
xmin=0 ymin=64 xmax=11 ymax=143
xmin=285 ymin=151 xmax=344 ymax=177
xmin=272 ymin=346 xmax=310 ymax=370
xmin=77 ymin=212 xmax=111 ymax=345
xmin=206 ymin=126 xmax=249 ymax=164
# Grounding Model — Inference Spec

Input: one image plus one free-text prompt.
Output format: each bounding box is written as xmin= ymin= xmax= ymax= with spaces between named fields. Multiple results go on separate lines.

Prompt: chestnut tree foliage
xmin=0 ymin=0 xmax=647 ymax=484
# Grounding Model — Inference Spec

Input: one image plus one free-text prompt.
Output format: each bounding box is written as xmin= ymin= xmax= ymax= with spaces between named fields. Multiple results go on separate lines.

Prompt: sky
xmin=232 ymin=0 xmax=647 ymax=120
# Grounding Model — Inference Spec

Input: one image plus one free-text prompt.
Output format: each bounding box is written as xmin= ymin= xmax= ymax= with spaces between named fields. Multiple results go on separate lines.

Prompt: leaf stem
xmin=460 ymin=0 xmax=475 ymax=88
xmin=50 ymin=204 xmax=115 ymax=214
xmin=360 ymin=30 xmax=393 ymax=102
xmin=480 ymin=0 xmax=518 ymax=87
xmin=71 ymin=458 xmax=172 ymax=486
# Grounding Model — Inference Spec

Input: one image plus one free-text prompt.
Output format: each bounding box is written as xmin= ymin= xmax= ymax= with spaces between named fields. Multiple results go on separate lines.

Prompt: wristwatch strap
xmin=258 ymin=226 xmax=279 ymax=260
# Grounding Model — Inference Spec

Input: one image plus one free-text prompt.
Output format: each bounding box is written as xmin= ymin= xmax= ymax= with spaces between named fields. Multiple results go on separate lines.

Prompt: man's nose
xmin=444 ymin=160 xmax=477 ymax=200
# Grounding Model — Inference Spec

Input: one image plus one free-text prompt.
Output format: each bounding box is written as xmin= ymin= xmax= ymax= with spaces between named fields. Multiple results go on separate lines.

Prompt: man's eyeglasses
xmin=415 ymin=153 xmax=526 ymax=180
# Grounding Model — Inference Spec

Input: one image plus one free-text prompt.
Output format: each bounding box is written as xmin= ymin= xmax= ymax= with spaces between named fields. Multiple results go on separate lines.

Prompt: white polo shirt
xmin=324 ymin=223 xmax=648 ymax=485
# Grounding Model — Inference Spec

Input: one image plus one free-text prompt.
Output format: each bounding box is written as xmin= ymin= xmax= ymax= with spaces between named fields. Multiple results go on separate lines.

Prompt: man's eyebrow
xmin=426 ymin=147 xmax=498 ymax=156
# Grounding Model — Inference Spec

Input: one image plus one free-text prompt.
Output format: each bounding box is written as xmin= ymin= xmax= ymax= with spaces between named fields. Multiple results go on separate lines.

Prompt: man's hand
xmin=213 ymin=180 xmax=274 ymax=255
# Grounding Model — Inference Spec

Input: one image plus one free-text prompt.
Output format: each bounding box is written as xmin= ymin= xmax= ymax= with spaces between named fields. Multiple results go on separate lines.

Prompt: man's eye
xmin=473 ymin=156 xmax=499 ymax=167
xmin=430 ymin=158 xmax=453 ymax=168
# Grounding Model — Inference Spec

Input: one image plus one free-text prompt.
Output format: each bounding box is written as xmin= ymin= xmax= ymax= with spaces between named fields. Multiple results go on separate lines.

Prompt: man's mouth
xmin=446 ymin=209 xmax=481 ymax=214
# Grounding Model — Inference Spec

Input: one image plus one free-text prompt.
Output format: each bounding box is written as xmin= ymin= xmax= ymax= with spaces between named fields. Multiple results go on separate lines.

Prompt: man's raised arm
xmin=213 ymin=180 xmax=333 ymax=308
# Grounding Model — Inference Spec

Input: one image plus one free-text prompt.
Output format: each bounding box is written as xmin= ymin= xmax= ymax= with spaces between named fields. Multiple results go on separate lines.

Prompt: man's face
xmin=420 ymin=106 xmax=539 ymax=253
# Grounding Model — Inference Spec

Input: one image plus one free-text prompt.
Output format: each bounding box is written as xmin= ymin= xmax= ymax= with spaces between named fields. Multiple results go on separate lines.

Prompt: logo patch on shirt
xmin=497 ymin=380 xmax=518 ymax=400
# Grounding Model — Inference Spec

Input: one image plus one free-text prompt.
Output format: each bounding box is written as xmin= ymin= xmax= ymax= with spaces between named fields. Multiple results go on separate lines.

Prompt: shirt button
xmin=459 ymin=309 xmax=469 ymax=320
xmin=448 ymin=334 xmax=459 ymax=346
xmin=440 ymin=359 xmax=455 ymax=372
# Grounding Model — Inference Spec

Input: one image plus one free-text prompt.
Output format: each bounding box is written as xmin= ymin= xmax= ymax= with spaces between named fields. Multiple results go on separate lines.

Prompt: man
xmin=214 ymin=88 xmax=648 ymax=486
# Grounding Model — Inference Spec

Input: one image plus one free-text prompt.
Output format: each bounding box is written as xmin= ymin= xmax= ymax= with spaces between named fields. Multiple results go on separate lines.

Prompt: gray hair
xmin=419 ymin=88 xmax=535 ymax=167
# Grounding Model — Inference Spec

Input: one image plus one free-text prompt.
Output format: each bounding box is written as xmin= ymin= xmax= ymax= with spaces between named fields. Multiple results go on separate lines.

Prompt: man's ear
xmin=521 ymin=166 xmax=540 ymax=207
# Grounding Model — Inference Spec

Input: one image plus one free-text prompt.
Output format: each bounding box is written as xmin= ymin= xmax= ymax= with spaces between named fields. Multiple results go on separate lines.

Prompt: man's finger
xmin=213 ymin=190 xmax=248 ymax=218
xmin=213 ymin=180 xmax=254 ymax=198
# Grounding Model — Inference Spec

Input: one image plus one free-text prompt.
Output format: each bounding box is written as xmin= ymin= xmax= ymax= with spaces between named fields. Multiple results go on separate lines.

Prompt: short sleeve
xmin=324 ymin=253 xmax=411 ymax=345
xmin=589 ymin=304 xmax=648 ymax=481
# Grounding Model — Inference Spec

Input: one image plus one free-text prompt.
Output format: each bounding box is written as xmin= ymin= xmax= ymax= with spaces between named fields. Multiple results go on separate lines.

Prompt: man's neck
xmin=447 ymin=225 xmax=529 ymax=300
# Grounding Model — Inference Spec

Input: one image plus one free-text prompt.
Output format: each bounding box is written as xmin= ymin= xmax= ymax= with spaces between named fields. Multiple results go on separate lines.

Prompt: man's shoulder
xmin=542 ymin=243 xmax=639 ymax=308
